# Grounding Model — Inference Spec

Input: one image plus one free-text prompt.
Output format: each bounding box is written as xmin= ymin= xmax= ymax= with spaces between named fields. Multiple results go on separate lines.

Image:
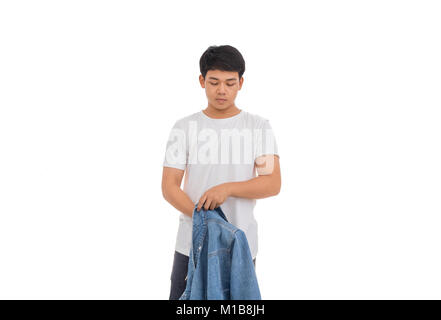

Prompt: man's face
xmin=199 ymin=70 xmax=243 ymax=111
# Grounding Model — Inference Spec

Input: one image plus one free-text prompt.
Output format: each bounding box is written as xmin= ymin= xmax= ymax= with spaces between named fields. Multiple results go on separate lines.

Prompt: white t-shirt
xmin=162 ymin=109 xmax=279 ymax=260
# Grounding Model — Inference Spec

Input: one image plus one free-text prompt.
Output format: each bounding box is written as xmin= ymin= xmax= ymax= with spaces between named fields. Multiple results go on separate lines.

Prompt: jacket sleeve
xmin=229 ymin=230 xmax=262 ymax=300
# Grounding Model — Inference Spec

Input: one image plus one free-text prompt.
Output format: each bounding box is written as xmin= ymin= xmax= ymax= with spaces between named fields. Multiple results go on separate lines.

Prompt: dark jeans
xmin=169 ymin=250 xmax=256 ymax=300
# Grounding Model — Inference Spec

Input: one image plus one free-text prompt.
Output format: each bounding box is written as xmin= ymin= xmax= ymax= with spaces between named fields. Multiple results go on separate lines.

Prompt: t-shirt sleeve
xmin=254 ymin=118 xmax=279 ymax=161
xmin=163 ymin=120 xmax=187 ymax=171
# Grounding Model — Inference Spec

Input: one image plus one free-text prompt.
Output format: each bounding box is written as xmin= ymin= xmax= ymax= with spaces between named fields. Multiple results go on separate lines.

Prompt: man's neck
xmin=203 ymin=105 xmax=241 ymax=119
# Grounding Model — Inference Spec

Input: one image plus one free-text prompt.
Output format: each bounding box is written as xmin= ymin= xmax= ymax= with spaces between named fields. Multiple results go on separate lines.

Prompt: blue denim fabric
xmin=179 ymin=204 xmax=261 ymax=300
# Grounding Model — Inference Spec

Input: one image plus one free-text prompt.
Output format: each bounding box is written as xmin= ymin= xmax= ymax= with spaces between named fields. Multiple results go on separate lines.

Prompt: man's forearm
xmin=163 ymin=185 xmax=195 ymax=218
xmin=226 ymin=175 xmax=280 ymax=199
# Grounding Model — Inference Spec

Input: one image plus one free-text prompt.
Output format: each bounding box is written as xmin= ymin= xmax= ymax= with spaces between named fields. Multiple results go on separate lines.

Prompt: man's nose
xmin=217 ymin=83 xmax=227 ymax=93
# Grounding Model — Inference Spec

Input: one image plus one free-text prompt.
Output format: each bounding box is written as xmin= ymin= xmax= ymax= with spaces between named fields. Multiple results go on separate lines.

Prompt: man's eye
xmin=210 ymin=83 xmax=235 ymax=86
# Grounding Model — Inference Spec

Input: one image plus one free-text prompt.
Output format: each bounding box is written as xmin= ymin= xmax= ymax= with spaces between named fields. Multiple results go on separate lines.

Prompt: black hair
xmin=199 ymin=45 xmax=245 ymax=80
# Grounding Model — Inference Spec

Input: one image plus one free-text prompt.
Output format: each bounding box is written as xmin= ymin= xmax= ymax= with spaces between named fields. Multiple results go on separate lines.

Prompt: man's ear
xmin=239 ymin=76 xmax=244 ymax=89
xmin=199 ymin=75 xmax=206 ymax=88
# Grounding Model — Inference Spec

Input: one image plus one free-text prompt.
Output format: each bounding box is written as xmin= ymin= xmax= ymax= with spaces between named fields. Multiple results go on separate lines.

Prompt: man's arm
xmin=162 ymin=167 xmax=195 ymax=218
xmin=227 ymin=154 xmax=281 ymax=199
xmin=196 ymin=154 xmax=281 ymax=211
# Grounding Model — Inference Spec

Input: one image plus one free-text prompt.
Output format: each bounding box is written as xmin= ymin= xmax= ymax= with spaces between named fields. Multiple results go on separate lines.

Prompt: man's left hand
xmin=196 ymin=183 xmax=231 ymax=211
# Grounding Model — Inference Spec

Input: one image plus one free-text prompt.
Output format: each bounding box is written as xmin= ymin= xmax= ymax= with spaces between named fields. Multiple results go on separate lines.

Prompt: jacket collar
xmin=192 ymin=203 xmax=228 ymax=223
xmin=190 ymin=204 xmax=229 ymax=269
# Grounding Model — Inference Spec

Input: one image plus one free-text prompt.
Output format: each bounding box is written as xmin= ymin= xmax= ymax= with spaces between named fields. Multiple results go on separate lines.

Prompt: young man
xmin=162 ymin=45 xmax=281 ymax=300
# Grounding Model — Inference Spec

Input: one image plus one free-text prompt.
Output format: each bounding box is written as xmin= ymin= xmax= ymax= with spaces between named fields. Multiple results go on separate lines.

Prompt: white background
xmin=1 ymin=1 xmax=440 ymax=299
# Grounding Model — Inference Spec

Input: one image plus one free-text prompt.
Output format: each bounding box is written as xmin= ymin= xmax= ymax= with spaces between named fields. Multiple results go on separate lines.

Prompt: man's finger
xmin=197 ymin=195 xmax=206 ymax=211
xmin=204 ymin=199 xmax=212 ymax=211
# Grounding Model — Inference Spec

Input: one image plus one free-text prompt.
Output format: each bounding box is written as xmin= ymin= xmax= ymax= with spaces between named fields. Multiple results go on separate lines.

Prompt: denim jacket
xmin=179 ymin=204 xmax=261 ymax=300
